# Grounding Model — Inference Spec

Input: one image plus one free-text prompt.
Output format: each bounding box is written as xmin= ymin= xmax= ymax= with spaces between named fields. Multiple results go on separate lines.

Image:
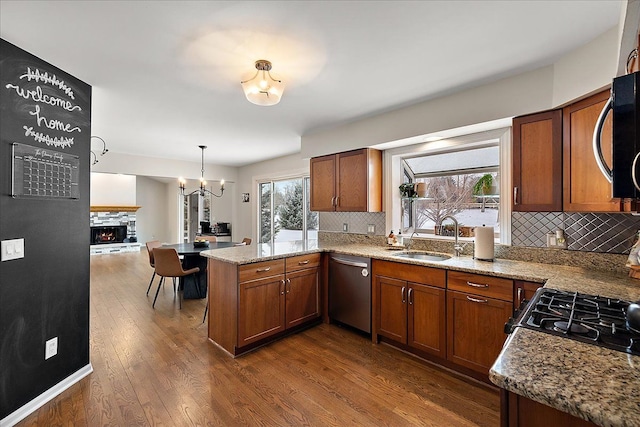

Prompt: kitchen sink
xmin=392 ymin=252 xmax=451 ymax=262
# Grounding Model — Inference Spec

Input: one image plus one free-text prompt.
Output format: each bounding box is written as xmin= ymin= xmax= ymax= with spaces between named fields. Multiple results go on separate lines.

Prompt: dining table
xmin=161 ymin=241 xmax=237 ymax=299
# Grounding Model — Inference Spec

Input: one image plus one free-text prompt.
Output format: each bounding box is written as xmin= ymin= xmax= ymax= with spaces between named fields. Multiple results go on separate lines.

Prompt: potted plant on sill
xmin=399 ymin=183 xmax=416 ymax=198
xmin=473 ymin=173 xmax=494 ymax=195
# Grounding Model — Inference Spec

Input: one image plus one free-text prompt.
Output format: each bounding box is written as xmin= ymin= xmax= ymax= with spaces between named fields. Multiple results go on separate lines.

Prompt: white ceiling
xmin=0 ymin=1 xmax=623 ymax=166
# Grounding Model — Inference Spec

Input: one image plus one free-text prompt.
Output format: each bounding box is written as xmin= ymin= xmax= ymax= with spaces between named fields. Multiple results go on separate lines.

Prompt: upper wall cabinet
xmin=562 ymin=90 xmax=627 ymax=212
xmin=310 ymin=148 xmax=382 ymax=212
xmin=512 ymin=110 xmax=563 ymax=212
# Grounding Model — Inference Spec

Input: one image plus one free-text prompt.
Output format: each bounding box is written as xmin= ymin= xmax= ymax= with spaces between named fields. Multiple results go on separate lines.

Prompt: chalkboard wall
xmin=0 ymin=38 xmax=91 ymax=419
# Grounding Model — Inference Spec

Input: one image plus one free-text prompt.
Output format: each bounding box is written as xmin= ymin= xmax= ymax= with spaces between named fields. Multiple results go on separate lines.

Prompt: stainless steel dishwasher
xmin=328 ymin=254 xmax=371 ymax=333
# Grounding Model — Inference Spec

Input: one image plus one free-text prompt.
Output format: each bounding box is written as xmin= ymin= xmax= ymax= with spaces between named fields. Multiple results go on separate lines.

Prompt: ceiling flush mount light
xmin=240 ymin=59 xmax=285 ymax=106
xmin=179 ymin=145 xmax=224 ymax=198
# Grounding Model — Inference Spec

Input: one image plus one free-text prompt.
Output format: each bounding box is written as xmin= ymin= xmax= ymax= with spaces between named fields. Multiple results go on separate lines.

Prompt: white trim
xmin=385 ymin=128 xmax=512 ymax=244
xmin=251 ymin=167 xmax=310 ymax=243
xmin=0 ymin=364 xmax=93 ymax=427
xmin=498 ymin=128 xmax=512 ymax=245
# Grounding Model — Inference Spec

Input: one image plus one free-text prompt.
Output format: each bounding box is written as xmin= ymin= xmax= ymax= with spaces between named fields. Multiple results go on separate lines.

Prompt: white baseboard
xmin=0 ymin=363 xmax=93 ymax=427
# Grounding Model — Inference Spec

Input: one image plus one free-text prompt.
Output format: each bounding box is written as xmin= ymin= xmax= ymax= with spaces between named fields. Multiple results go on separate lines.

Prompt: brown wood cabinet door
xmin=238 ymin=275 xmax=285 ymax=347
xmin=408 ymin=282 xmax=446 ymax=358
xmin=376 ymin=275 xmax=407 ymax=343
xmin=512 ymin=110 xmax=563 ymax=211
xmin=285 ymin=267 xmax=320 ymax=329
xmin=514 ymin=281 xmax=541 ymax=309
xmin=507 ymin=391 xmax=598 ymax=427
xmin=446 ymin=290 xmax=513 ymax=374
xmin=336 ymin=149 xmax=370 ymax=212
xmin=563 ymin=90 xmax=622 ymax=212
xmin=310 ymin=154 xmax=336 ymax=212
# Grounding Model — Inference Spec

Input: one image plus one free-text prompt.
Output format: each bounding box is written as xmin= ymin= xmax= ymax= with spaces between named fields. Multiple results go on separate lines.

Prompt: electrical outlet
xmin=342 ymin=223 xmax=349 ymax=232
xmin=45 ymin=337 xmax=58 ymax=360
xmin=367 ymin=224 xmax=375 ymax=234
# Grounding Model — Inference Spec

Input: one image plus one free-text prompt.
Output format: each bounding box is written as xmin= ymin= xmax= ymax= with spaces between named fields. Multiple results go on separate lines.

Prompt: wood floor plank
xmin=15 ymin=251 xmax=499 ymax=426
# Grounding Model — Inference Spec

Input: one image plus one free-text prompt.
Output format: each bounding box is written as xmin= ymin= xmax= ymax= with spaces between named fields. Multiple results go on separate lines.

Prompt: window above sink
xmin=384 ymin=128 xmax=511 ymax=245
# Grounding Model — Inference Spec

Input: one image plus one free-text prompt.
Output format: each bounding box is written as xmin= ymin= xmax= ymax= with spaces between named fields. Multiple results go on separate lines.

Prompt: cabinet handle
xmin=298 ymin=260 xmax=310 ymax=265
xmin=466 ymin=295 xmax=488 ymax=303
xmin=408 ymin=288 xmax=413 ymax=305
xmin=466 ymin=281 xmax=489 ymax=288
xmin=517 ymin=287 xmax=523 ymax=304
xmin=592 ymin=95 xmax=613 ymax=183
xmin=280 ymin=279 xmax=285 ymax=295
xmin=256 ymin=267 xmax=271 ymax=273
xmin=401 ymin=286 xmax=406 ymax=303
xmin=286 ymin=278 xmax=291 ymax=293
xmin=335 ymin=196 xmax=339 ymax=207
xmin=331 ymin=196 xmax=335 ymax=206
xmin=513 ymin=187 xmax=518 ymax=205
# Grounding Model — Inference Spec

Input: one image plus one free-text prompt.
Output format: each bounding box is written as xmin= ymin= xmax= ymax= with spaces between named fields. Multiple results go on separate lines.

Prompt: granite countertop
xmin=201 ymin=240 xmax=640 ymax=426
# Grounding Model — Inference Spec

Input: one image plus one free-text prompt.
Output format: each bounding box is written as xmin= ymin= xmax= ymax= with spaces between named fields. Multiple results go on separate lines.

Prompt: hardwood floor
xmin=18 ymin=251 xmax=499 ymax=426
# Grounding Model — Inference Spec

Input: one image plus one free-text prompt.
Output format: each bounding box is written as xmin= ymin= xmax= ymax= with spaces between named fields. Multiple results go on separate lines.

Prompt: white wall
xmin=552 ymin=27 xmax=619 ymax=106
xmin=235 ymin=153 xmax=310 ymax=242
xmin=135 ymin=176 xmax=171 ymax=244
xmin=301 ymin=27 xmax=619 ymax=159
xmin=92 ymin=151 xmax=239 ymax=184
xmin=167 ymin=182 xmax=181 ymax=243
xmin=90 ymin=172 xmax=136 ymax=206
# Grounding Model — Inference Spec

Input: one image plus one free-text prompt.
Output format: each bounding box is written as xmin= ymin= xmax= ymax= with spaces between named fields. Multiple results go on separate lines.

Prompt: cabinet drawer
xmin=373 ymin=259 xmax=446 ymax=288
xmin=285 ymin=253 xmax=321 ymax=272
xmin=239 ymin=259 xmax=285 ymax=283
xmin=447 ymin=271 xmax=513 ymax=302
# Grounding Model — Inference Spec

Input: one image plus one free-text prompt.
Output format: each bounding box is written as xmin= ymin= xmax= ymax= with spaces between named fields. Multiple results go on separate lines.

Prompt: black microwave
xmin=593 ymin=71 xmax=639 ymax=198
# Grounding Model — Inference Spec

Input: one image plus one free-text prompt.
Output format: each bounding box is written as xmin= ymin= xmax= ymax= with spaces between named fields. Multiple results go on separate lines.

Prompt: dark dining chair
xmin=145 ymin=240 xmax=162 ymax=296
xmin=152 ymin=247 xmax=200 ymax=309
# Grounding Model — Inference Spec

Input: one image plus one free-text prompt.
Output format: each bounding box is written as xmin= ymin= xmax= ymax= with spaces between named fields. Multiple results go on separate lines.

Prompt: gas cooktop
xmin=507 ymin=288 xmax=640 ymax=356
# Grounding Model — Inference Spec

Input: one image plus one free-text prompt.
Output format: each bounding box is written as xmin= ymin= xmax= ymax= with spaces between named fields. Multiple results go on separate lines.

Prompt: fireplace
xmin=90 ymin=225 xmax=128 ymax=245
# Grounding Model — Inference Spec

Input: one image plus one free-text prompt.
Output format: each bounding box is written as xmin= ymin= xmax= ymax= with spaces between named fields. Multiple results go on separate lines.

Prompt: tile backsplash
xmin=512 ymin=212 xmax=640 ymax=254
xmin=322 ymin=211 xmax=640 ymax=255
xmin=319 ymin=212 xmax=386 ymax=235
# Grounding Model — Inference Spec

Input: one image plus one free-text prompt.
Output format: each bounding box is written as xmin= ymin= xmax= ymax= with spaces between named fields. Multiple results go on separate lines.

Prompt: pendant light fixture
xmin=240 ymin=59 xmax=285 ymax=106
xmin=178 ymin=145 xmax=224 ymax=198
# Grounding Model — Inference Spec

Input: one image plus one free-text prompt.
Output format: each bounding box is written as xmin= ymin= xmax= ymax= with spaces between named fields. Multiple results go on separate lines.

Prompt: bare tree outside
xmin=415 ymin=175 xmax=475 ymax=227
xmin=412 ymin=172 xmax=499 ymax=233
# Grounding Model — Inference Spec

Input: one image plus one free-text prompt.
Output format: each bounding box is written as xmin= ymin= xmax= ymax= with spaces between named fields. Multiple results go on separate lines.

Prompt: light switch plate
xmin=1 ymin=238 xmax=24 ymax=261
xmin=342 ymin=223 xmax=349 ymax=232
xmin=367 ymin=224 xmax=375 ymax=234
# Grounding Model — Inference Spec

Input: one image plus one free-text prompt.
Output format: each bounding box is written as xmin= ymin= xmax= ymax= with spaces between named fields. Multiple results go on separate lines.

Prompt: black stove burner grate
xmin=515 ymin=288 xmax=640 ymax=356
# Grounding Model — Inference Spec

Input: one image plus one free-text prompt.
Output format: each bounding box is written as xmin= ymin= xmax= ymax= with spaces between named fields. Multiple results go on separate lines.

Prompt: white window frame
xmin=252 ymin=168 xmax=316 ymax=245
xmin=384 ymin=128 xmax=512 ymax=245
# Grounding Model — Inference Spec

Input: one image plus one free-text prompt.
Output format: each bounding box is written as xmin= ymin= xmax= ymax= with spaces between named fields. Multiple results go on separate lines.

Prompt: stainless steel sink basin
xmin=392 ymin=252 xmax=451 ymax=262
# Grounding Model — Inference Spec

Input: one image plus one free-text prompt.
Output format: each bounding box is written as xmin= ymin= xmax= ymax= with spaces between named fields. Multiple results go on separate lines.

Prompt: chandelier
xmin=240 ymin=59 xmax=285 ymax=106
xmin=179 ymin=145 xmax=224 ymax=198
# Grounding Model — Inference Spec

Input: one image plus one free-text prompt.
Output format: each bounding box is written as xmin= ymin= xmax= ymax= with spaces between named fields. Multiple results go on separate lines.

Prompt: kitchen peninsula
xmin=201 ymin=239 xmax=640 ymax=427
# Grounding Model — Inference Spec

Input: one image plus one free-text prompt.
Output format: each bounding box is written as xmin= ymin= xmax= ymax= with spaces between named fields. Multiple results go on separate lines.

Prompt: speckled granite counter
xmin=202 ymin=240 xmax=640 ymax=426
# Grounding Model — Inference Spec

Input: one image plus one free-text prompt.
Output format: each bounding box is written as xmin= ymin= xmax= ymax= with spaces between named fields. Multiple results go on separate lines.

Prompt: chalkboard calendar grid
xmin=11 ymin=142 xmax=79 ymax=199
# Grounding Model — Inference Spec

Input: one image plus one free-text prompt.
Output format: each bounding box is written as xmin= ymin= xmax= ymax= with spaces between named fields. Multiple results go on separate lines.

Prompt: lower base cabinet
xmin=446 ymin=290 xmax=513 ymax=373
xmin=374 ymin=264 xmax=515 ymax=378
xmin=502 ymin=390 xmax=598 ymax=427
xmin=238 ymin=274 xmax=286 ymax=346
xmin=447 ymin=271 xmax=514 ymax=375
xmin=374 ymin=260 xmax=447 ymax=359
xmin=209 ymin=253 xmax=321 ymax=356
